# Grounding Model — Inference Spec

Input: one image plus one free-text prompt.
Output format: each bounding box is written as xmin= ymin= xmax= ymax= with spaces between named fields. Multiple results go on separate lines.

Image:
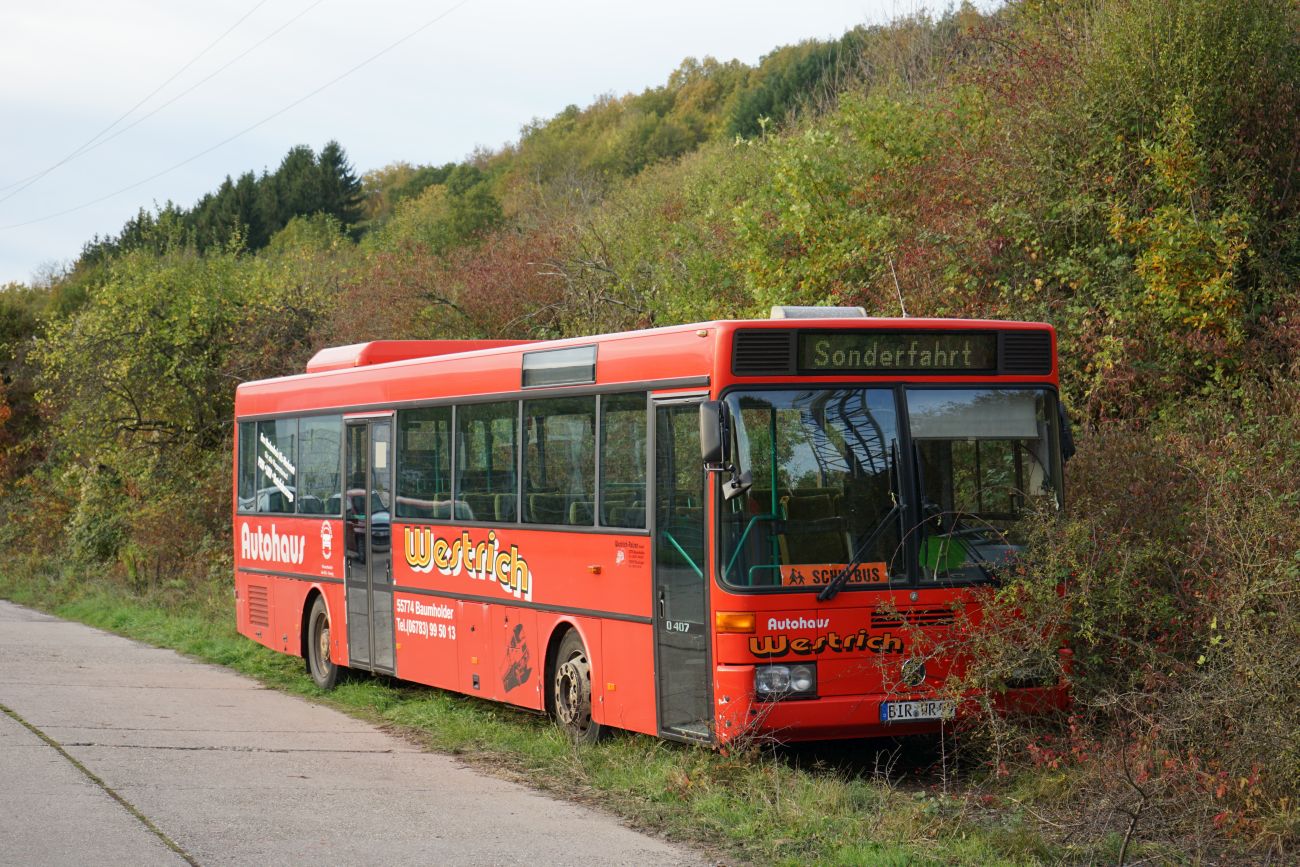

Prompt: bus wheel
xmin=306 ymin=596 xmax=339 ymax=690
xmin=552 ymin=630 xmax=605 ymax=743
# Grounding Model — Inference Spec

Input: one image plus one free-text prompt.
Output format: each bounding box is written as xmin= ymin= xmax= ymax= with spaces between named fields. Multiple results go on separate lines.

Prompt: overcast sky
xmin=0 ymin=0 xmax=991 ymax=286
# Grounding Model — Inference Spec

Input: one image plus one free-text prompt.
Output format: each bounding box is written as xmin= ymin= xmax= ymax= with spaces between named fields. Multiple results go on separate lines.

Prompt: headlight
xmin=1007 ymin=651 xmax=1059 ymax=688
xmin=754 ymin=663 xmax=817 ymax=700
xmin=755 ymin=666 xmax=790 ymax=694
xmin=789 ymin=664 xmax=816 ymax=693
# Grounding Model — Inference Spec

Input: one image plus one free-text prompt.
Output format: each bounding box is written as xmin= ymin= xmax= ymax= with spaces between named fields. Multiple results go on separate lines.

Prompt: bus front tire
xmin=552 ymin=630 xmax=606 ymax=744
xmin=306 ymin=596 xmax=340 ymax=690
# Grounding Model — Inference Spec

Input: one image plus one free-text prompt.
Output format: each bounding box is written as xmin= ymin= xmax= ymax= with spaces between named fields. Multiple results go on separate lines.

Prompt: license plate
xmin=879 ymin=699 xmax=955 ymax=723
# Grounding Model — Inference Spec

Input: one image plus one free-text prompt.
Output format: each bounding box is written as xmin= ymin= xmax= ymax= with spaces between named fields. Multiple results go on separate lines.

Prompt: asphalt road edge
xmin=0 ymin=700 xmax=199 ymax=866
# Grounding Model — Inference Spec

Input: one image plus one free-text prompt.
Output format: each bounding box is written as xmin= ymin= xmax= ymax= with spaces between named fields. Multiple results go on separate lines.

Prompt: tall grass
xmin=1 ymin=557 xmax=1073 ymax=866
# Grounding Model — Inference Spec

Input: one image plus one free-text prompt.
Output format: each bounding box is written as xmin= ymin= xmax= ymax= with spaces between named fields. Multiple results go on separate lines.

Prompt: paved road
xmin=0 ymin=600 xmax=706 ymax=866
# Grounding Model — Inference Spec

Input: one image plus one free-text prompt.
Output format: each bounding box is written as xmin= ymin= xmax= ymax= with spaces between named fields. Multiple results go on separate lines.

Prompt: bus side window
xmin=599 ymin=393 xmax=647 ymax=528
xmin=255 ymin=418 xmax=298 ymax=514
xmin=456 ymin=401 xmax=518 ymax=523
xmin=396 ymin=407 xmax=452 ymax=520
xmin=297 ymin=415 xmax=342 ymax=516
xmin=236 ymin=421 xmax=256 ymax=512
xmin=523 ymin=396 xmax=596 ymax=526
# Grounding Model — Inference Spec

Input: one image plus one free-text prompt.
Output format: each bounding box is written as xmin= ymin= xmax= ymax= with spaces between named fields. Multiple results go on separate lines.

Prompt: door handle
xmin=658 ymin=591 xmax=666 ymax=619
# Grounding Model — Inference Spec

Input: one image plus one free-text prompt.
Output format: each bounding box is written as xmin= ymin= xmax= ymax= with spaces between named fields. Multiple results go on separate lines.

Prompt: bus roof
xmin=235 ymin=316 xmax=1056 ymax=418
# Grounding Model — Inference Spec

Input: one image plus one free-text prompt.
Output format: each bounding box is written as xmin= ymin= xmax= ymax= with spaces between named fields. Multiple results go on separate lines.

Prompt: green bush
xmin=64 ymin=465 xmax=129 ymax=565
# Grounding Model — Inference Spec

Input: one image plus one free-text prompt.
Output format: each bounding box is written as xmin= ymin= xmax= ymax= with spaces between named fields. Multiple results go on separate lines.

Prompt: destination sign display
xmin=799 ymin=332 xmax=997 ymax=373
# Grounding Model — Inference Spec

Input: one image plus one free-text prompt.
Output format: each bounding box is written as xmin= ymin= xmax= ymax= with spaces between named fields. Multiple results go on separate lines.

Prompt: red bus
xmin=233 ymin=308 xmax=1067 ymax=745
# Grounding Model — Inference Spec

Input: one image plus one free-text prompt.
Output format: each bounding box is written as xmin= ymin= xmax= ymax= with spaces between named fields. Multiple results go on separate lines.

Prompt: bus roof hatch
xmin=769 ymin=306 xmax=868 ymax=319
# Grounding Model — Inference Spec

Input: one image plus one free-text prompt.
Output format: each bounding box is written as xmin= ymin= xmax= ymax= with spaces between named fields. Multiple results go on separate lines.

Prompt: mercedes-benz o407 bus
xmin=233 ymin=308 xmax=1067 ymax=744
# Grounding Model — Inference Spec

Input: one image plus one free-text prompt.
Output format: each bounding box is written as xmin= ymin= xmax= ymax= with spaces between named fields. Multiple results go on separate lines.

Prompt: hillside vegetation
xmin=2 ymin=0 xmax=1298 ymax=860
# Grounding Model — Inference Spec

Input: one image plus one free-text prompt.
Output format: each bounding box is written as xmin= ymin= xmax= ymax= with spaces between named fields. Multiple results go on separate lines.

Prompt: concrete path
xmin=0 ymin=600 xmax=705 ymax=867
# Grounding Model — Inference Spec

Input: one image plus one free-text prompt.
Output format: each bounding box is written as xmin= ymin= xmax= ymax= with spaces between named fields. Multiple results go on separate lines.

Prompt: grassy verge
xmin=1 ymin=560 xmax=1073 ymax=866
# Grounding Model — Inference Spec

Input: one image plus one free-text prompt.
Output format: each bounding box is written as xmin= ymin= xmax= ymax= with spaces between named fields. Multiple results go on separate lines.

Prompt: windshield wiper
xmin=817 ymin=500 xmax=903 ymax=602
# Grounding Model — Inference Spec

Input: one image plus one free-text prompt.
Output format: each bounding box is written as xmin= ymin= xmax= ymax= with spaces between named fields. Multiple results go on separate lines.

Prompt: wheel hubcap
xmin=555 ymin=653 xmax=591 ymax=731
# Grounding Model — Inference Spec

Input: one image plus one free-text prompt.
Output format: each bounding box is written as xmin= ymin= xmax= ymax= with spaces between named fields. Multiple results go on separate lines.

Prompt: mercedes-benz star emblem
xmin=901 ymin=658 xmax=927 ymax=687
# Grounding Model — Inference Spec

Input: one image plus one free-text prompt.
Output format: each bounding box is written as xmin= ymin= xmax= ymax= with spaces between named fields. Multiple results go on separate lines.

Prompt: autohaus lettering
xmin=239 ymin=522 xmax=305 ymax=565
xmin=749 ymin=630 xmax=904 ymax=658
xmin=768 ymin=617 xmax=830 ymax=630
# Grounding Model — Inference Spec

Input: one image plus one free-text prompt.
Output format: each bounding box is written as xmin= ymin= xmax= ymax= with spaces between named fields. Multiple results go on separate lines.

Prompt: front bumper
xmin=712 ymin=664 xmax=1068 ymax=744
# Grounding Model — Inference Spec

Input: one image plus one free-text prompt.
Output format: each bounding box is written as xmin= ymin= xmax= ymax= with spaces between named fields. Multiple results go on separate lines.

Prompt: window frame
xmin=295 ymin=414 xmax=344 ymax=517
xmin=598 ymin=391 xmax=649 ymax=530
xmin=454 ymin=398 xmax=521 ymax=524
xmin=905 ymin=384 xmax=1063 ymax=586
xmin=713 ymin=384 xmax=907 ymax=594
xmin=254 ymin=417 xmax=300 ymax=516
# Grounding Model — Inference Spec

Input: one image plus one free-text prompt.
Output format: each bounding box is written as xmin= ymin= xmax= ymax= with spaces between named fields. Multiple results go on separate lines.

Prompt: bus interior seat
xmin=527 ymin=493 xmax=566 ymax=524
xmin=568 ymin=501 xmax=594 ymax=525
xmin=608 ymin=505 xmax=646 ymax=528
xmin=297 ymin=495 xmax=325 ymax=515
xmin=779 ymin=493 xmax=851 ymax=564
xmin=462 ymin=493 xmax=494 ymax=522
xmin=600 ymin=490 xmax=641 ymax=524
xmin=495 ymin=494 xmax=518 ymax=522
xmin=396 ymin=495 xmax=438 ymax=519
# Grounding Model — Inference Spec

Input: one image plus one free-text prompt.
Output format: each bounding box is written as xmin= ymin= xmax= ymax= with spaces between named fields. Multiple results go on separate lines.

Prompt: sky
xmin=0 ymin=0 xmax=991 ymax=286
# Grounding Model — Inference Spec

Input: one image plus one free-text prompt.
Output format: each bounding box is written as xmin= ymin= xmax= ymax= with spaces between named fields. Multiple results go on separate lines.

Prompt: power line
xmin=0 ymin=0 xmax=272 ymax=202
xmin=0 ymin=0 xmax=330 ymax=207
xmin=0 ymin=0 xmax=474 ymax=234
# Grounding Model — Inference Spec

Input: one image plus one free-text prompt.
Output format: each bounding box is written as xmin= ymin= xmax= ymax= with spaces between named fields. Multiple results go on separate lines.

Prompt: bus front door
xmin=652 ymin=399 xmax=712 ymax=741
xmin=344 ymin=419 xmax=396 ymax=675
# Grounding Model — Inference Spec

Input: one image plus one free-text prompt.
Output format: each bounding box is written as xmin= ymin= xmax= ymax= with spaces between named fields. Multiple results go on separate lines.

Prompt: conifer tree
xmin=317 ymin=140 xmax=364 ymax=228
xmin=273 ymin=145 xmax=323 ymax=226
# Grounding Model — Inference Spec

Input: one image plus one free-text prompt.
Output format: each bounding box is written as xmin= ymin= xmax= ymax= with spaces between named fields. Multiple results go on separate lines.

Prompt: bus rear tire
xmin=306 ymin=596 xmax=340 ymax=690
xmin=552 ymin=630 xmax=606 ymax=744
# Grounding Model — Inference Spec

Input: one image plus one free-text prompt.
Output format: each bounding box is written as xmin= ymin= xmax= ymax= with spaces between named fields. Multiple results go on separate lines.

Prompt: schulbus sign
xmin=780 ymin=563 xmax=889 ymax=587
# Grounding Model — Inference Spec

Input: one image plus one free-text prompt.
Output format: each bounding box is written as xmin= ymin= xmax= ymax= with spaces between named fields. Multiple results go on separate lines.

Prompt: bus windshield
xmin=908 ymin=388 xmax=1058 ymax=583
xmin=717 ymin=387 xmax=1059 ymax=590
xmin=719 ymin=388 xmax=904 ymax=590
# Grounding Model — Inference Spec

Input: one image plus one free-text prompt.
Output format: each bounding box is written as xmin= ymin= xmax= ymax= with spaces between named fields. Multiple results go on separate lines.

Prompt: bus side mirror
xmin=1058 ymin=402 xmax=1076 ymax=463
xmin=701 ymin=401 xmax=752 ymax=500
xmin=700 ymin=400 xmax=730 ymax=466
